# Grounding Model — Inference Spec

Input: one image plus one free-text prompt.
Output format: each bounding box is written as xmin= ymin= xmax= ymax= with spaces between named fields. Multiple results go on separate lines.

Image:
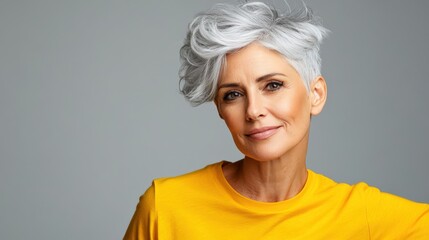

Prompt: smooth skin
xmin=215 ymin=43 xmax=327 ymax=202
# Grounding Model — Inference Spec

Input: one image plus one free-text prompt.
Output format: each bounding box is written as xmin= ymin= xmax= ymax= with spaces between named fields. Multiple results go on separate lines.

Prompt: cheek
xmin=224 ymin=116 xmax=241 ymax=134
xmin=220 ymin=107 xmax=244 ymax=133
xmin=273 ymin=93 xmax=311 ymax=122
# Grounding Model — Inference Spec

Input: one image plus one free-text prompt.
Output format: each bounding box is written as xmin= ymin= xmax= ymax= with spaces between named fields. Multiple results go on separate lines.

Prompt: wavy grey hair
xmin=179 ymin=1 xmax=329 ymax=106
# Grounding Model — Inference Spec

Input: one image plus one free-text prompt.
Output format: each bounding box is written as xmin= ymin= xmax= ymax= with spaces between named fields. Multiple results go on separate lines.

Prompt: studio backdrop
xmin=1 ymin=0 xmax=428 ymax=239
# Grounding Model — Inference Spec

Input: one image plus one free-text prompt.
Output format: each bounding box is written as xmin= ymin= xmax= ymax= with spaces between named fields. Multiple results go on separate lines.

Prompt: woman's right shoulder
xmin=142 ymin=161 xmax=223 ymax=203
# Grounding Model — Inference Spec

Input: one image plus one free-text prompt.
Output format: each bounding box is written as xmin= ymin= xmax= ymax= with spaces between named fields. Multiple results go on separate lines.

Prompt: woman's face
xmin=215 ymin=43 xmax=326 ymax=161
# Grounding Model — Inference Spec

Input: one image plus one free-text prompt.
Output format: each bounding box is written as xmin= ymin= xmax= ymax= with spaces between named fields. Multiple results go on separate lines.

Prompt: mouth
xmin=245 ymin=126 xmax=282 ymax=140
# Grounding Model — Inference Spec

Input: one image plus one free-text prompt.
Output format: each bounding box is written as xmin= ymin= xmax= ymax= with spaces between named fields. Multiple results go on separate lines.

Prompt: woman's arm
xmin=364 ymin=185 xmax=429 ymax=239
xmin=123 ymin=183 xmax=157 ymax=240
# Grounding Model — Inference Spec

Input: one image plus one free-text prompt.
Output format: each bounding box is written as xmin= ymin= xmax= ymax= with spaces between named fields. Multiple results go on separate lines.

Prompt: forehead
xmin=220 ymin=42 xmax=299 ymax=83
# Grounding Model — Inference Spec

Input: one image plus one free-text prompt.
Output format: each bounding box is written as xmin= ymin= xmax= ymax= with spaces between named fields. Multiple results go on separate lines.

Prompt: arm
xmin=123 ymin=183 xmax=157 ymax=240
xmin=364 ymin=184 xmax=429 ymax=239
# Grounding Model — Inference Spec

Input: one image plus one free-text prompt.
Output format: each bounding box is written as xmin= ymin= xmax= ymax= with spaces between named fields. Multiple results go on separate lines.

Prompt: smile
xmin=245 ymin=126 xmax=282 ymax=140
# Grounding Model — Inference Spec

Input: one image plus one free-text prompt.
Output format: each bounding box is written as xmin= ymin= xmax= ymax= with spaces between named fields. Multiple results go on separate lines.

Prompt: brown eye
xmin=266 ymin=81 xmax=283 ymax=91
xmin=223 ymin=91 xmax=242 ymax=101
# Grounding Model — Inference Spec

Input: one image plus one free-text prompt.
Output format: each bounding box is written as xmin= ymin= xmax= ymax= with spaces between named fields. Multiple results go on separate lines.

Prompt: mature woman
xmin=124 ymin=2 xmax=428 ymax=239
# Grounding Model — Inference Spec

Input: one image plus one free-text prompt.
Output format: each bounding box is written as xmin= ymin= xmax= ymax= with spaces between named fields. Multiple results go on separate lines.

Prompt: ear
xmin=309 ymin=76 xmax=327 ymax=116
xmin=213 ymin=98 xmax=224 ymax=119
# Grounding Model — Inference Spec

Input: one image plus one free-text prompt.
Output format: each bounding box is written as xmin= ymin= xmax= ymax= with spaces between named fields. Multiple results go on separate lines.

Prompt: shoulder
xmin=127 ymin=162 xmax=223 ymax=226
xmin=309 ymin=169 xmax=380 ymax=196
xmin=309 ymin=170 xmax=429 ymax=238
xmin=147 ymin=162 xmax=223 ymax=206
xmin=154 ymin=161 xmax=221 ymax=191
xmin=307 ymin=170 xmax=395 ymax=211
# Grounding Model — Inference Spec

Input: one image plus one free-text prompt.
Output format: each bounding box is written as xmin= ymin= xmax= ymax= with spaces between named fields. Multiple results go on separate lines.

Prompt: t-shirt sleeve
xmin=362 ymin=183 xmax=429 ymax=239
xmin=123 ymin=183 xmax=157 ymax=240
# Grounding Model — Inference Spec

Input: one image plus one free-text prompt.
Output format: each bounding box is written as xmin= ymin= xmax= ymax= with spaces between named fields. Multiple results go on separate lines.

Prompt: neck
xmin=223 ymin=133 xmax=309 ymax=202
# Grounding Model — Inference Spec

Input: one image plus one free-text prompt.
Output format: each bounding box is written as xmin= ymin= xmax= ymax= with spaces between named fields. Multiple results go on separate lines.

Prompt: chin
xmin=239 ymin=145 xmax=290 ymax=162
xmin=234 ymin=134 xmax=308 ymax=162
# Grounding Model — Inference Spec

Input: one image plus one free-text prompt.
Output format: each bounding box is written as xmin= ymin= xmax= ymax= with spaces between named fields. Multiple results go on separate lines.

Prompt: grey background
xmin=1 ymin=0 xmax=428 ymax=239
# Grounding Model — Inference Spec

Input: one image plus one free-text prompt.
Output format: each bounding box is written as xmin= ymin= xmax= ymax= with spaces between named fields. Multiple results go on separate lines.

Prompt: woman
xmin=124 ymin=2 xmax=428 ymax=239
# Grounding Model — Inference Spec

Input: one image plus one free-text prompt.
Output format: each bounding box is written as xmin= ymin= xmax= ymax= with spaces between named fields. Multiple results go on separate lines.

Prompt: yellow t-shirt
xmin=124 ymin=162 xmax=429 ymax=239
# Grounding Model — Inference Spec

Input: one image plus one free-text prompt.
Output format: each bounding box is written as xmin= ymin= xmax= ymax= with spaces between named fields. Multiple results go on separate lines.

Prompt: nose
xmin=245 ymin=91 xmax=266 ymax=121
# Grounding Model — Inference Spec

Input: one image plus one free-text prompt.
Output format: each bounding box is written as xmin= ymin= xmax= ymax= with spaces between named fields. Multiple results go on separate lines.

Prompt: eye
xmin=223 ymin=91 xmax=242 ymax=101
xmin=265 ymin=81 xmax=284 ymax=91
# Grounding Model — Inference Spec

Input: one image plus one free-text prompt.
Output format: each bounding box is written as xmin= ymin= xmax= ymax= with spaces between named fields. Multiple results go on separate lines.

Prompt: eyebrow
xmin=218 ymin=73 xmax=287 ymax=89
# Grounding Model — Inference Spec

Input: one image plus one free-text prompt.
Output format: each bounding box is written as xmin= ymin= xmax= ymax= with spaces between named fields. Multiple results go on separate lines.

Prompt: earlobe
xmin=310 ymin=76 xmax=327 ymax=116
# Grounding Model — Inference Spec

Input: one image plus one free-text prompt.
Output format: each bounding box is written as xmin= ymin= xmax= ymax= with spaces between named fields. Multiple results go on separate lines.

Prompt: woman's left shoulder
xmin=308 ymin=170 xmax=427 ymax=207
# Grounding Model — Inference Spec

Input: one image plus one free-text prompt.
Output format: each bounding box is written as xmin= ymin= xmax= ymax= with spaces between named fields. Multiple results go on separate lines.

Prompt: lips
xmin=245 ymin=126 xmax=282 ymax=140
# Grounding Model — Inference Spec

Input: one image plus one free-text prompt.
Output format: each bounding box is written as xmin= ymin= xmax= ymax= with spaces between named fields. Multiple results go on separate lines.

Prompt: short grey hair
xmin=179 ymin=1 xmax=329 ymax=106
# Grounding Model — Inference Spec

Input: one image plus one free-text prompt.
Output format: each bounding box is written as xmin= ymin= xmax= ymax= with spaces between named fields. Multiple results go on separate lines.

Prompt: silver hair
xmin=179 ymin=1 xmax=329 ymax=106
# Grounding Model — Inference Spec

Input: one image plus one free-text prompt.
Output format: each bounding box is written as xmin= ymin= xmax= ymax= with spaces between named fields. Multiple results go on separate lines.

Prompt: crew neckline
xmin=211 ymin=161 xmax=315 ymax=213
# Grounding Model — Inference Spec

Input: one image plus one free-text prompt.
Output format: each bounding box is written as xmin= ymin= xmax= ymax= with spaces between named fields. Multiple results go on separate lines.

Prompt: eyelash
xmin=222 ymin=81 xmax=284 ymax=101
xmin=223 ymin=91 xmax=242 ymax=101
xmin=265 ymin=81 xmax=284 ymax=91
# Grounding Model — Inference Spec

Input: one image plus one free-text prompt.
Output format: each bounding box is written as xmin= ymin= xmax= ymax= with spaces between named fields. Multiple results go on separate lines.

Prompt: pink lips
xmin=245 ymin=126 xmax=281 ymax=140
